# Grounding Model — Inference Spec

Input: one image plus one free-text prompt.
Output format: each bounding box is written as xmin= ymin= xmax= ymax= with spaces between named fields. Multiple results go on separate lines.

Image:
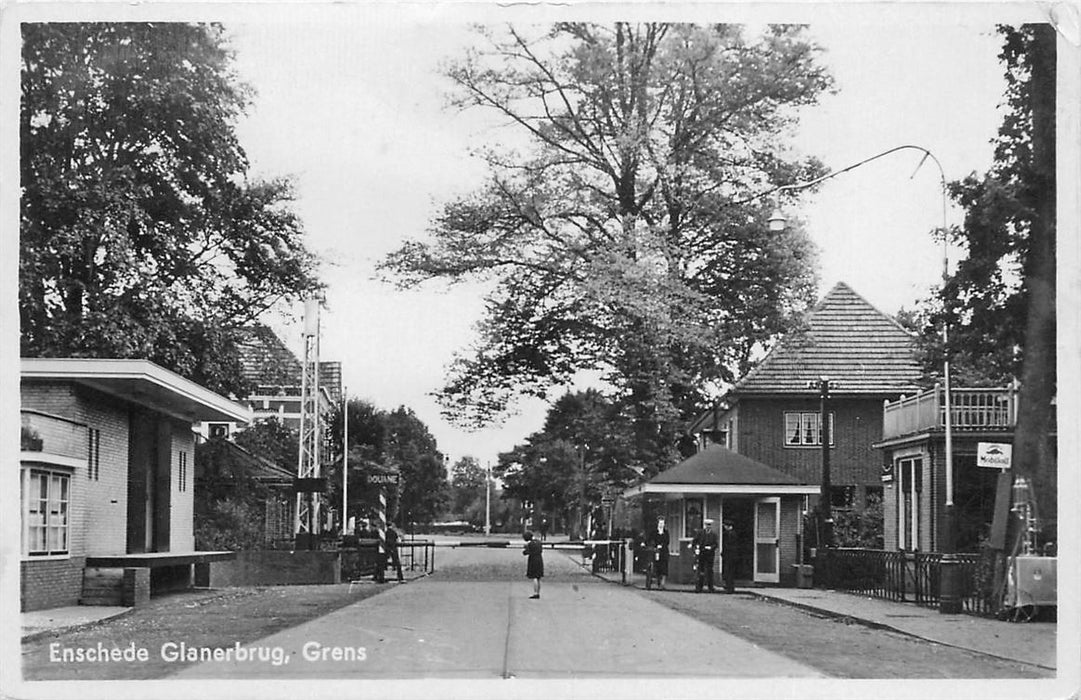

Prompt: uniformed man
xmin=721 ymin=518 xmax=738 ymax=593
xmin=692 ymin=518 xmax=719 ymax=593
xmin=647 ymin=516 xmax=671 ymax=589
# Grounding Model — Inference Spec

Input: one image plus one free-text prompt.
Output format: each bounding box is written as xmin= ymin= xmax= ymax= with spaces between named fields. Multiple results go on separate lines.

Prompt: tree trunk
xmin=1011 ymin=24 xmax=1057 ymax=542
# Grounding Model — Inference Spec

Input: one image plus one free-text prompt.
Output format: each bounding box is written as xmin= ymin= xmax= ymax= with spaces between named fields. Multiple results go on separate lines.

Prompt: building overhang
xmin=21 ymin=358 xmax=252 ymax=425
xmin=623 ymin=483 xmax=818 ymax=498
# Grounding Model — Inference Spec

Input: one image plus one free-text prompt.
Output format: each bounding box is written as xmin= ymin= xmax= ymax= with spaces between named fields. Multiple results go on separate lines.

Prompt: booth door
xmin=753 ymin=497 xmax=780 ymax=583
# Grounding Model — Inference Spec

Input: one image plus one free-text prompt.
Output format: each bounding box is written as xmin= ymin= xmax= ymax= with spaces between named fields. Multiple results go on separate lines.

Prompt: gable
xmin=733 ymin=282 xmax=922 ymax=395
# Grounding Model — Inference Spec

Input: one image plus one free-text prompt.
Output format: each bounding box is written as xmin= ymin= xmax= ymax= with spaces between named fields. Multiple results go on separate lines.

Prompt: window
xmin=23 ymin=469 xmax=70 ymax=556
xmin=784 ymin=412 xmax=835 ymax=447
xmin=178 ymin=452 xmax=188 ymax=492
xmin=208 ymin=423 xmax=230 ymax=439
xmin=897 ymin=457 xmax=922 ymax=551
xmin=87 ymin=428 xmax=100 ymax=480
xmin=684 ymin=499 xmax=703 ymax=537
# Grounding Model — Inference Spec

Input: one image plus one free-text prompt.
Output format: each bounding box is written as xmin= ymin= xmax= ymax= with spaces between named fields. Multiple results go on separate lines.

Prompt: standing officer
xmin=647 ymin=516 xmax=671 ymax=589
xmin=721 ymin=519 xmax=738 ymax=593
xmin=692 ymin=518 xmax=719 ymax=593
xmin=383 ymin=521 xmax=405 ymax=583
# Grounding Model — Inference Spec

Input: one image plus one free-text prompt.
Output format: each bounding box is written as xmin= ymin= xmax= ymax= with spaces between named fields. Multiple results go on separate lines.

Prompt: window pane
xmin=785 ymin=413 xmax=800 ymax=445
xmin=756 ymin=544 xmax=777 ymax=573
xmin=803 ymin=413 xmax=817 ymax=445
xmin=755 ymin=502 xmax=777 ymax=538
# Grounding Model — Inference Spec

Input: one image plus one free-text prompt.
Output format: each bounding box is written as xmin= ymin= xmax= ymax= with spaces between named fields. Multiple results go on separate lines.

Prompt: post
xmin=342 ymin=388 xmax=348 ymax=535
xmin=819 ymin=377 xmax=834 ymax=548
xmin=485 ymin=461 xmax=491 ymax=536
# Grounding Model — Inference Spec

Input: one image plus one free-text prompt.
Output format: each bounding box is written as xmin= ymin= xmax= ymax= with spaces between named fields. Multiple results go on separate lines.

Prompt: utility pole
xmin=342 ymin=387 xmax=349 ymax=535
xmin=817 ymin=378 xmax=834 ymax=548
xmin=485 ymin=461 xmax=491 ymax=536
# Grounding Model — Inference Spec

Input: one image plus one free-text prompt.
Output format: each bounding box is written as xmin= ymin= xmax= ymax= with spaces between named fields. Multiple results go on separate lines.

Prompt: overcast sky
xmin=217 ymin=5 xmax=1039 ymax=469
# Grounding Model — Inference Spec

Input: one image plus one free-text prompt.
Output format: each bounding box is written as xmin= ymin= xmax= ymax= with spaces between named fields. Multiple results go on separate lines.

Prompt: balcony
xmin=882 ymin=385 xmax=1020 ymax=440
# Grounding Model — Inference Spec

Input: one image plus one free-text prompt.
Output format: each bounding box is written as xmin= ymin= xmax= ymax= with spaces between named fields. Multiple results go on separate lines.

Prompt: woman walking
xmin=523 ymin=531 xmax=543 ymax=599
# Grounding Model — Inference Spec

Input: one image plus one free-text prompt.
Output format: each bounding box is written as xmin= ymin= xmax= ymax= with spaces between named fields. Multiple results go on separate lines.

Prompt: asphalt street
xmin=170 ymin=546 xmax=824 ymax=679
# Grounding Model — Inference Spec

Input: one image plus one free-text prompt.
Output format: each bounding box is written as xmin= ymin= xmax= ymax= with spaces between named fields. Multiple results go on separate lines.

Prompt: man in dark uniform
xmin=647 ymin=516 xmax=671 ymax=589
xmin=383 ymin=521 xmax=405 ymax=583
xmin=692 ymin=518 xmax=719 ymax=593
xmin=721 ymin=519 xmax=738 ymax=593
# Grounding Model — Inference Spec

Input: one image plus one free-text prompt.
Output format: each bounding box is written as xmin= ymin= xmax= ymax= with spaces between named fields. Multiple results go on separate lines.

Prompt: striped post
xmin=377 ymin=488 xmax=387 ymax=557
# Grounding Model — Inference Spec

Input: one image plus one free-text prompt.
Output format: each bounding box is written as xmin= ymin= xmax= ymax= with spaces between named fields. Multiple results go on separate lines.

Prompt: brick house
xmin=19 ymin=358 xmax=251 ymax=611
xmin=687 ymin=282 xmax=924 ymax=542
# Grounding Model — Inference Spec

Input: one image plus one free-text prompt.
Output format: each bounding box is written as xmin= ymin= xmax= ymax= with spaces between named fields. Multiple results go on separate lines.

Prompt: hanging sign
xmin=365 ymin=473 xmax=399 ymax=486
xmin=977 ymin=442 xmax=1012 ymax=470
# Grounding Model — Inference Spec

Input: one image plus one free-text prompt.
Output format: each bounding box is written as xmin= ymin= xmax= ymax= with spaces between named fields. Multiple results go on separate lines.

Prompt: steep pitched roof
xmin=236 ymin=326 xmax=342 ymax=401
xmin=237 ymin=325 xmax=302 ymax=386
xmin=651 ymin=445 xmax=808 ymax=485
xmin=732 ymin=282 xmax=922 ymax=395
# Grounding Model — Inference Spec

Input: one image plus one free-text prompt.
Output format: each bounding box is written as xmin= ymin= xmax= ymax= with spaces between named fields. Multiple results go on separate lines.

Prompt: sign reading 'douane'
xmin=365 ymin=473 xmax=399 ymax=485
xmin=977 ymin=442 xmax=1012 ymax=469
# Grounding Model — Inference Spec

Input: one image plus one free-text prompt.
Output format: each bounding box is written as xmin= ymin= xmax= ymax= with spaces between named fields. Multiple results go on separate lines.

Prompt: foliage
xmin=324 ymin=399 xmax=449 ymax=529
xmin=233 ymin=417 xmax=299 ymax=473
xmin=496 ymin=389 xmax=639 ymax=537
xmin=448 ymin=456 xmax=487 ymax=521
xmin=20 ymin=23 xmax=322 ymax=397
xmin=380 ymin=23 xmax=830 ymax=471
xmin=832 ymin=492 xmax=884 ymax=549
xmin=912 ymin=24 xmax=1056 ymax=538
xmin=194 ymin=496 xmax=265 ymax=551
xmin=913 ymin=25 xmax=1055 ymax=388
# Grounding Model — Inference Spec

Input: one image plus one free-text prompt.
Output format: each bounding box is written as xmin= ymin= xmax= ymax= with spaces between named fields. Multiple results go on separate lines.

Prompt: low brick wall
xmin=22 ymin=557 xmax=86 ymax=611
xmin=197 ymin=550 xmax=341 ymax=588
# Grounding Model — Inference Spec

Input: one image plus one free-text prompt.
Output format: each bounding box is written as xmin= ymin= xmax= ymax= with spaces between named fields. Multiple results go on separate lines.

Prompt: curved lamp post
xmin=763 ymin=144 xmax=961 ymax=614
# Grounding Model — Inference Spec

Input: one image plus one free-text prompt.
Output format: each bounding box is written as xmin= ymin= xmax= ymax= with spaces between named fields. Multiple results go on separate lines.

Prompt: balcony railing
xmin=882 ymin=385 xmax=1019 ymax=440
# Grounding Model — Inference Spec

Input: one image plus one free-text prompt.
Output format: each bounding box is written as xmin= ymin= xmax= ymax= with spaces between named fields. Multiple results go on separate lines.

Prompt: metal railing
xmin=816 ymin=548 xmax=997 ymax=616
xmin=882 ymin=385 xmax=1020 ymax=439
xmin=339 ymin=539 xmax=435 ymax=581
xmin=584 ymin=540 xmax=627 ymax=576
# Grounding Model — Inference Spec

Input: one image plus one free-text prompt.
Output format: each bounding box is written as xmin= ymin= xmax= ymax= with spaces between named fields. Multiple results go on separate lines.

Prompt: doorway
xmin=721 ymin=499 xmax=754 ymax=582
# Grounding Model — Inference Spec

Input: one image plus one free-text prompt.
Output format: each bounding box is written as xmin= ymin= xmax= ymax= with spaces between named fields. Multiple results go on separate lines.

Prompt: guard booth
xmin=622 ymin=446 xmax=818 ymax=587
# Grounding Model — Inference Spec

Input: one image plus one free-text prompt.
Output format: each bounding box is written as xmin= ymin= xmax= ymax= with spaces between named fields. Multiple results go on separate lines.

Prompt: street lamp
xmin=764 ymin=144 xmax=960 ymax=613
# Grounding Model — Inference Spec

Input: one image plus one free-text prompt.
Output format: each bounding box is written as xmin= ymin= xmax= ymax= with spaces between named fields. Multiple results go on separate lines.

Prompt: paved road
xmin=171 ymin=546 xmax=823 ymax=679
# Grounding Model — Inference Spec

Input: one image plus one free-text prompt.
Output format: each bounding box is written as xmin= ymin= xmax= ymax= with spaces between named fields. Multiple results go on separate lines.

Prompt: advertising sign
xmin=977 ymin=442 xmax=1013 ymax=469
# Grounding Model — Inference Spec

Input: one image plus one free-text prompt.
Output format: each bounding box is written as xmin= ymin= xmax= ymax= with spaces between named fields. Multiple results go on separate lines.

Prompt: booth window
xmin=684 ymin=499 xmax=704 ymax=537
xmin=897 ymin=457 xmax=923 ymax=551
xmin=23 ymin=468 xmax=70 ymax=556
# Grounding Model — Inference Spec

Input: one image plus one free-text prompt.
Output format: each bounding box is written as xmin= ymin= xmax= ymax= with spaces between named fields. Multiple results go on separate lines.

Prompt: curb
xmin=21 ymin=607 xmax=135 ymax=643
xmin=743 ymin=591 xmax=1056 ymax=672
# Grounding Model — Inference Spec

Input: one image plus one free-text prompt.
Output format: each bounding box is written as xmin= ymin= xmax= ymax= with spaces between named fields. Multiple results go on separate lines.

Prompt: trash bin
xmin=794 ymin=564 xmax=814 ymax=589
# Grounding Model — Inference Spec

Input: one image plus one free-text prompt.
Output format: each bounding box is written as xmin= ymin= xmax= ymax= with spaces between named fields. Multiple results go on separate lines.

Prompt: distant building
xmin=196 ymin=324 xmax=341 ymax=441
xmin=19 ymin=358 xmax=251 ymax=611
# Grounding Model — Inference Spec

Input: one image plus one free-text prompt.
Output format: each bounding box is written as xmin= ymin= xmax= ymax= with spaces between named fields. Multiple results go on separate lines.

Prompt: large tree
xmin=914 ymin=25 xmax=1056 ymax=539
xmin=20 ymin=23 xmax=322 ymax=396
xmin=381 ymin=23 xmax=829 ymax=471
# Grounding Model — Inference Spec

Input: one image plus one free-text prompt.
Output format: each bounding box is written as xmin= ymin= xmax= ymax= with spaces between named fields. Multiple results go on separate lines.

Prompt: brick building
xmin=688 ymin=282 xmax=924 ymax=521
xmin=19 ymin=358 xmax=250 ymax=611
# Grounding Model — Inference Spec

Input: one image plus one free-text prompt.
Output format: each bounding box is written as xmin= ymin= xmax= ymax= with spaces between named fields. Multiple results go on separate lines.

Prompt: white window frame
xmin=783 ymin=412 xmax=835 ymax=447
xmin=897 ymin=457 xmax=922 ymax=551
xmin=22 ymin=468 xmax=71 ymax=557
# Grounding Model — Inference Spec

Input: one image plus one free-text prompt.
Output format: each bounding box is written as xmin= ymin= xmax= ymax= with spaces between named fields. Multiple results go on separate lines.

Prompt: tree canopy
xmin=380 ymin=23 xmax=831 ymax=471
xmin=20 ymin=23 xmax=322 ymax=397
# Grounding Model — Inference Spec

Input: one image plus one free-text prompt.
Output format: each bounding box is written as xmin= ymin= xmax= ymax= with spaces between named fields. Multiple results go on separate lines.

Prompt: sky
xmin=214 ymin=4 xmax=1038 ymax=469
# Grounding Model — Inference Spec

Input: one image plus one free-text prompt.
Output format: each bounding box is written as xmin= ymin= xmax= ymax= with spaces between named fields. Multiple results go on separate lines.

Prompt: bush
xmin=832 ymin=493 xmax=884 ymax=548
xmin=195 ymin=497 xmax=264 ymax=551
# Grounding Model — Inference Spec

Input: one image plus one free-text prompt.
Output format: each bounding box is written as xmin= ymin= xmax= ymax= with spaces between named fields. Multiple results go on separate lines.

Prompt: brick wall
xmin=21 ymin=557 xmax=86 ymax=611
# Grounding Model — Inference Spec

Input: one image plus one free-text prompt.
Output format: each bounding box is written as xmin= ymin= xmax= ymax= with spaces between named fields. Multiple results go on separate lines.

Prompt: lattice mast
xmin=295 ymin=297 xmax=322 ymax=539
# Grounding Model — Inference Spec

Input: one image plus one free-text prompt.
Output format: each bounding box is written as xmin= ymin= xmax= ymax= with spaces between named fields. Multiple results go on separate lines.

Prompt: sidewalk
xmin=587 ymin=563 xmax=1056 ymax=671
xmin=21 ymin=605 xmax=132 ymax=641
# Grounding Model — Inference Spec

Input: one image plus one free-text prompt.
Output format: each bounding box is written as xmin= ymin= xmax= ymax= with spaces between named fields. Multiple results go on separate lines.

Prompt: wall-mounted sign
xmin=880 ymin=462 xmax=894 ymax=482
xmin=977 ymin=442 xmax=1012 ymax=470
xmin=365 ymin=473 xmax=400 ymax=486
